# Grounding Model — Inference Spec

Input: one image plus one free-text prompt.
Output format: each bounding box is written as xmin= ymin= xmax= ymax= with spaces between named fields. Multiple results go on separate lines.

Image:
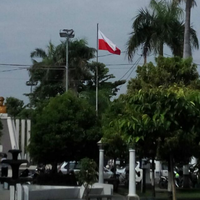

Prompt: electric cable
xmin=117 ymin=56 xmax=142 ymax=90
xmin=119 ymin=55 xmax=142 ymax=81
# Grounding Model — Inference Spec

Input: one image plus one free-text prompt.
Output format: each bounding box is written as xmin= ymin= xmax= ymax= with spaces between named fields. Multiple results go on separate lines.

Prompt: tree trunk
xmin=183 ymin=164 xmax=190 ymax=188
xmin=168 ymin=158 xmax=172 ymax=200
xmin=52 ymin=162 xmax=58 ymax=174
xmin=183 ymin=0 xmax=192 ymax=58
xmin=170 ymin=155 xmax=177 ymax=200
xmin=142 ymin=168 xmax=146 ymax=193
xmin=158 ymin=42 xmax=164 ymax=57
xmin=113 ymin=157 xmax=116 ymax=177
xmin=151 ymin=157 xmax=156 ymax=197
xmin=143 ymin=47 xmax=148 ymax=65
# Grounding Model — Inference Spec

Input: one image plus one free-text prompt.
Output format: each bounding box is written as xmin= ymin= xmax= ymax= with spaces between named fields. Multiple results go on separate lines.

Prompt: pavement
xmin=0 ymin=183 xmax=127 ymax=200
xmin=0 ymin=183 xmax=10 ymax=200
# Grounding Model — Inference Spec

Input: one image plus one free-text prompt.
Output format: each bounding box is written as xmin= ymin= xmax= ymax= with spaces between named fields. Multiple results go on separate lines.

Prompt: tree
xmin=5 ymin=97 xmax=24 ymax=118
xmin=173 ymin=0 xmax=197 ymax=58
xmin=127 ymin=56 xmax=200 ymax=190
xmin=127 ymin=56 xmax=200 ymax=92
xmin=56 ymin=39 xmax=96 ymax=93
xmin=80 ymin=62 xmax=126 ymax=115
xmin=102 ymin=100 xmax=129 ymax=175
xmin=103 ymin=56 xmax=200 ymax=199
xmin=86 ymin=62 xmax=126 ymax=96
xmin=76 ymin=158 xmax=98 ymax=200
xmin=106 ymin=86 xmax=200 ymax=199
xmin=29 ymin=39 xmax=96 ymax=106
xmin=127 ymin=0 xmax=199 ymax=63
xmin=28 ymin=91 xmax=101 ymax=172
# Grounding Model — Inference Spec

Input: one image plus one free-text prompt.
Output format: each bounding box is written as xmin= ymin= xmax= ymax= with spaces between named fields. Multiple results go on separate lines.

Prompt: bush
xmin=76 ymin=158 xmax=97 ymax=186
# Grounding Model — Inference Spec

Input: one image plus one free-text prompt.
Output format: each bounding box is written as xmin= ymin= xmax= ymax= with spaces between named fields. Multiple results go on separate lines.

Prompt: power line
xmin=0 ymin=63 xmax=31 ymax=67
xmin=117 ymin=56 xmax=142 ymax=90
xmin=126 ymin=57 xmax=142 ymax=80
xmin=119 ymin=56 xmax=142 ymax=81
xmin=0 ymin=68 xmax=28 ymax=73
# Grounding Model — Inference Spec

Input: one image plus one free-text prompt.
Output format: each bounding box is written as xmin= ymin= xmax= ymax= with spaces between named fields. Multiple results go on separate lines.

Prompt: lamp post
xmin=59 ymin=29 xmax=75 ymax=92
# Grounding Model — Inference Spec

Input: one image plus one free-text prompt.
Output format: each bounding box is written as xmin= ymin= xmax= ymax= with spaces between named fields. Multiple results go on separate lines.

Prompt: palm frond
xmin=30 ymin=48 xmax=47 ymax=59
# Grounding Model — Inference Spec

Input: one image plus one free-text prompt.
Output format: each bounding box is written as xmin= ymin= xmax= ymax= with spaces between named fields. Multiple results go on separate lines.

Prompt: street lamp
xmin=59 ymin=29 xmax=75 ymax=92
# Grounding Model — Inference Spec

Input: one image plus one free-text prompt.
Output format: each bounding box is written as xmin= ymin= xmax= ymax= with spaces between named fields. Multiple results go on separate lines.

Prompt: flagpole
xmin=96 ymin=23 xmax=99 ymax=116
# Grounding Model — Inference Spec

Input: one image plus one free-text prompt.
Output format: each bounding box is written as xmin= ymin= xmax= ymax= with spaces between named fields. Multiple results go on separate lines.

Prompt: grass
xmin=117 ymin=185 xmax=200 ymax=199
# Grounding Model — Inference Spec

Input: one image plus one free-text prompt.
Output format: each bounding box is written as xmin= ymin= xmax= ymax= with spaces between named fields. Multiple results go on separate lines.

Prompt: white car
xmin=58 ymin=161 xmax=81 ymax=174
xmin=58 ymin=161 xmax=114 ymax=179
xmin=116 ymin=161 xmax=143 ymax=184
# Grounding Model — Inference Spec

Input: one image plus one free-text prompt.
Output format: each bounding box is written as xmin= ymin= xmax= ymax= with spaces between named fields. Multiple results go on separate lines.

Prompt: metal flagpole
xmin=96 ymin=23 xmax=99 ymax=116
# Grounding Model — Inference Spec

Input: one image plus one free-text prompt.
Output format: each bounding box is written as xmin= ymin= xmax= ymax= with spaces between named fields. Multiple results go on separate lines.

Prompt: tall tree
xmin=102 ymin=100 xmax=129 ymax=175
xmin=103 ymin=56 xmax=200 ymax=198
xmin=5 ymin=97 xmax=24 ymax=118
xmin=86 ymin=62 xmax=125 ymax=96
xmin=79 ymin=61 xmax=125 ymax=114
xmin=55 ymin=39 xmax=96 ymax=93
xmin=173 ymin=0 xmax=197 ymax=58
xmin=114 ymin=87 xmax=200 ymax=199
xmin=28 ymin=91 xmax=101 ymax=172
xmin=127 ymin=0 xmax=199 ymax=63
xmin=127 ymin=56 xmax=200 ymax=92
xmin=29 ymin=39 xmax=95 ymax=106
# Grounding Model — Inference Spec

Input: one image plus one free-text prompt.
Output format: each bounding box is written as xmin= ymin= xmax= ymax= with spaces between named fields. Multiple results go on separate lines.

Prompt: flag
xmin=98 ymin=30 xmax=121 ymax=55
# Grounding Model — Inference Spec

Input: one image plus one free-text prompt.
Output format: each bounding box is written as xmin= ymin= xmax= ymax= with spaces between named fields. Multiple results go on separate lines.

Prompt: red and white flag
xmin=98 ymin=30 xmax=121 ymax=55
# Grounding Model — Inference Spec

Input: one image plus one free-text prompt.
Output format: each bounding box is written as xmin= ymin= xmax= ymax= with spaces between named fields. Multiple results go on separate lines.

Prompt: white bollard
xmin=99 ymin=149 xmax=104 ymax=183
xmin=23 ymin=185 xmax=29 ymax=200
xmin=128 ymin=148 xmax=140 ymax=200
xmin=10 ymin=185 xmax=15 ymax=200
xmin=16 ymin=184 xmax=22 ymax=200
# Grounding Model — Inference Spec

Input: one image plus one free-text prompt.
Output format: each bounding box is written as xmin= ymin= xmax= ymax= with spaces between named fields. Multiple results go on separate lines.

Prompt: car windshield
xmin=64 ymin=162 xmax=81 ymax=170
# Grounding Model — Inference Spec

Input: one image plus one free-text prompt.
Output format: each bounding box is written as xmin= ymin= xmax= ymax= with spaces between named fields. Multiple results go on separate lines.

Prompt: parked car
xmin=58 ymin=161 xmax=81 ymax=174
xmin=116 ymin=161 xmax=143 ymax=185
xmin=58 ymin=161 xmax=114 ymax=179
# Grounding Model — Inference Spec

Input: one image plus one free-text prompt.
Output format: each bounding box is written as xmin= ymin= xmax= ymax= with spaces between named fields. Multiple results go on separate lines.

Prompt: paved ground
xmin=0 ymin=183 xmax=127 ymax=200
xmin=0 ymin=183 xmax=10 ymax=200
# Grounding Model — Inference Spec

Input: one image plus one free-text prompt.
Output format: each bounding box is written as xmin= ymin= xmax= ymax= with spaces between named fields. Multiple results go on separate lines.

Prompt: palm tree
xmin=173 ymin=0 xmax=197 ymax=190
xmin=55 ymin=39 xmax=96 ymax=93
xmin=173 ymin=0 xmax=197 ymax=58
xmin=127 ymin=0 xmax=198 ymax=63
xmin=28 ymin=39 xmax=96 ymax=105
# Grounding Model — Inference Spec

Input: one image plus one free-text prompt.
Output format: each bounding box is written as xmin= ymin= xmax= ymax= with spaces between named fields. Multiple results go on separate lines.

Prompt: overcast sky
xmin=0 ymin=0 xmax=199 ymax=104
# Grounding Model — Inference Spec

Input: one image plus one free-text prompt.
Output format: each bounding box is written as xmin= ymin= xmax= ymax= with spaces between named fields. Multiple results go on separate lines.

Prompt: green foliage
xmin=76 ymin=158 xmax=97 ymax=186
xmin=5 ymin=97 xmax=24 ymax=117
xmin=103 ymin=57 xmax=200 ymax=164
xmin=79 ymin=61 xmax=125 ymax=115
xmin=28 ymin=91 xmax=101 ymax=166
xmin=127 ymin=0 xmax=198 ymax=61
xmin=117 ymin=86 xmax=200 ymax=163
xmin=102 ymin=100 xmax=129 ymax=161
xmin=29 ymin=39 xmax=95 ymax=106
xmin=128 ymin=56 xmax=200 ymax=92
xmin=28 ymin=41 xmax=125 ymax=109
xmin=86 ymin=62 xmax=125 ymax=96
xmin=17 ymin=108 xmax=34 ymax=119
